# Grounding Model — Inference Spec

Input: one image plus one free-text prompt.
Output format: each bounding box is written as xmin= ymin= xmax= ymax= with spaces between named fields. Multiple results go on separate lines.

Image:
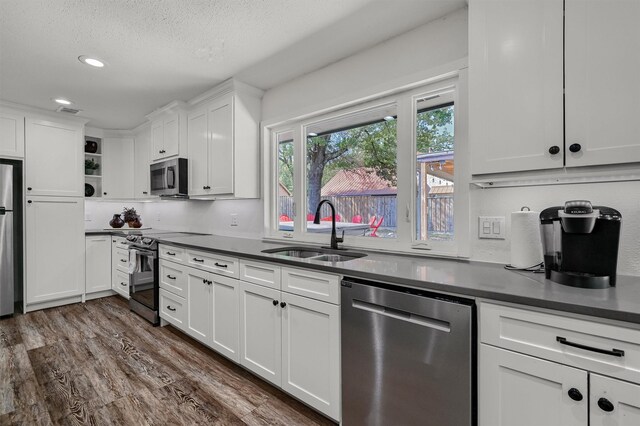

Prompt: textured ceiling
xmin=0 ymin=0 xmax=465 ymax=130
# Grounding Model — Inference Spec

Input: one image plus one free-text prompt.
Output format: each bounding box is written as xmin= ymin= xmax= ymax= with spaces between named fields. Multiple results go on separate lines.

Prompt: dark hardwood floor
xmin=0 ymin=296 xmax=336 ymax=425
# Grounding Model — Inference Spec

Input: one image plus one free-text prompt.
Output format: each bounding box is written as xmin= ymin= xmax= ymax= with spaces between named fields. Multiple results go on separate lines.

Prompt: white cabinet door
xmin=565 ymin=0 xmax=640 ymax=167
xmin=480 ymin=344 xmax=587 ymax=426
xmin=281 ymin=292 xmax=340 ymax=421
xmin=133 ymin=128 xmax=153 ymax=199
xmin=85 ymin=236 xmax=111 ymax=294
xmin=102 ymin=137 xmax=134 ymax=199
xmin=112 ymin=269 xmax=130 ymax=299
xmin=211 ymin=274 xmax=239 ymax=362
xmin=469 ymin=0 xmax=564 ymax=174
xmin=26 ymin=197 xmax=84 ymax=304
xmin=239 ymin=280 xmax=282 ymax=386
xmin=0 ymin=110 xmax=24 ymax=158
xmin=25 ymin=119 xmax=83 ymax=197
xmin=164 ymin=114 xmax=180 ymax=158
xmin=186 ymin=268 xmax=213 ymax=345
xmin=590 ymin=374 xmax=640 ymax=426
xmin=208 ymin=95 xmax=234 ymax=194
xmin=151 ymin=120 xmax=164 ymax=161
xmin=187 ymin=107 xmax=210 ymax=196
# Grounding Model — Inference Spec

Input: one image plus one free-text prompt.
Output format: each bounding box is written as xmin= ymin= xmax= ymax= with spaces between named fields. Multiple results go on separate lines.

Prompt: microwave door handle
xmin=167 ymin=167 xmax=175 ymax=189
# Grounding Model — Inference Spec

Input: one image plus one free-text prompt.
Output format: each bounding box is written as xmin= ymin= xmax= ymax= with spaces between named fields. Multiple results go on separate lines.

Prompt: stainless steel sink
xmin=262 ymin=246 xmax=367 ymax=262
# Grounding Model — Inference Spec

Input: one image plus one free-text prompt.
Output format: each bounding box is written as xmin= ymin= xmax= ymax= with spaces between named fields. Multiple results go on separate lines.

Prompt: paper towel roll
xmin=510 ymin=207 xmax=544 ymax=268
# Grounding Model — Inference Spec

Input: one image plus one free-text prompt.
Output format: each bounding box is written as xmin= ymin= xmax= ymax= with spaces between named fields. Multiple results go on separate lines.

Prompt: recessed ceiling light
xmin=78 ymin=55 xmax=105 ymax=68
xmin=383 ymin=116 xmax=395 ymax=121
xmin=308 ymin=132 xmax=318 ymax=137
xmin=53 ymin=98 xmax=73 ymax=105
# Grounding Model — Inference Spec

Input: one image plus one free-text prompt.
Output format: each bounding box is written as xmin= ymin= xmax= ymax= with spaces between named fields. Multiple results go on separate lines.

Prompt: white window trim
xmin=262 ymin=70 xmax=470 ymax=258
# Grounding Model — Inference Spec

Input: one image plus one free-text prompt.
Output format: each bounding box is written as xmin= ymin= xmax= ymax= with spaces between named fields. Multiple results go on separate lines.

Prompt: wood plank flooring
xmin=0 ymin=296 xmax=336 ymax=426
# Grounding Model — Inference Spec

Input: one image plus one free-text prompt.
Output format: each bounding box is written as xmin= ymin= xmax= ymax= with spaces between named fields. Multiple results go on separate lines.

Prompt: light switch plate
xmin=478 ymin=216 xmax=505 ymax=239
xmin=230 ymin=213 xmax=239 ymax=226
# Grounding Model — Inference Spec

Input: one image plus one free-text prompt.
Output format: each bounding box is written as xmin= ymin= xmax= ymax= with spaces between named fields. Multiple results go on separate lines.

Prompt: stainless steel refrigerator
xmin=0 ymin=160 xmax=22 ymax=316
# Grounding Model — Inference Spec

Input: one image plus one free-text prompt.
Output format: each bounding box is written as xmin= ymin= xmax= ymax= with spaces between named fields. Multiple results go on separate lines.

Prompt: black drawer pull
xmin=166 ymin=252 xmax=176 ymax=256
xmin=166 ymin=305 xmax=176 ymax=312
xmin=143 ymin=191 xmax=148 ymax=195
xmin=120 ymin=282 xmax=127 ymax=287
xmin=120 ymin=259 xmax=127 ymax=263
xmin=193 ymin=258 xmax=204 ymax=262
xmin=556 ymin=336 xmax=624 ymax=357
xmin=214 ymin=262 xmax=227 ymax=268
xmin=166 ymin=275 xmax=176 ymax=280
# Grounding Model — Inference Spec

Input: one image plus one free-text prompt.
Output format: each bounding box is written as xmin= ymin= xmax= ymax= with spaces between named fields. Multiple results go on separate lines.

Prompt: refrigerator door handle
xmin=0 ymin=207 xmax=5 ymax=215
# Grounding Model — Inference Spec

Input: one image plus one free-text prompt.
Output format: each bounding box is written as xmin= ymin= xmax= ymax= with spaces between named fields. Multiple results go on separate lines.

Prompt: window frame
xmin=263 ymin=72 xmax=469 ymax=257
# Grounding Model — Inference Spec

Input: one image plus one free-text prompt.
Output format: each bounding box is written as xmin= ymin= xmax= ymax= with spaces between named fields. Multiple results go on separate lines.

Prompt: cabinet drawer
xmin=281 ymin=267 xmax=340 ymax=304
xmin=160 ymin=289 xmax=186 ymax=330
xmin=159 ymin=244 xmax=186 ymax=263
xmin=186 ymin=249 xmax=238 ymax=278
xmin=159 ymin=260 xmax=187 ymax=298
xmin=112 ymin=269 xmax=130 ymax=299
xmin=239 ymin=260 xmax=281 ymax=290
xmin=480 ymin=302 xmax=640 ymax=384
xmin=114 ymin=248 xmax=129 ymax=273
xmin=112 ymin=237 xmax=128 ymax=250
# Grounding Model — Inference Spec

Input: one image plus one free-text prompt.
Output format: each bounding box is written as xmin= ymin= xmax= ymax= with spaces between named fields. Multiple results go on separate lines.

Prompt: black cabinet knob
xmin=103 ymin=192 xmax=107 ymax=195
xmin=27 ymin=200 xmax=32 ymax=204
xmin=272 ymin=300 xmax=278 ymax=306
xmin=597 ymin=397 xmax=614 ymax=412
xmin=548 ymin=146 xmax=560 ymax=155
xmin=569 ymin=143 xmax=582 ymax=153
xmin=568 ymin=388 xmax=583 ymax=401
xmin=280 ymin=302 xmax=287 ymax=308
xmin=143 ymin=191 xmax=148 ymax=195
xmin=27 ymin=187 xmax=32 ymax=191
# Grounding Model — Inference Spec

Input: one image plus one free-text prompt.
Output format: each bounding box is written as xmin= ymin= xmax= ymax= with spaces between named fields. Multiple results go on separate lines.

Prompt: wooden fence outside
xmin=279 ymin=194 xmax=453 ymax=235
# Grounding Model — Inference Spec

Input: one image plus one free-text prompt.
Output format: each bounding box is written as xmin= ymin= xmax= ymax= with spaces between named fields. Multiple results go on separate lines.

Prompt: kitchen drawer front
xmin=239 ymin=260 xmax=281 ymax=290
xmin=186 ymin=249 xmax=239 ymax=278
xmin=281 ymin=267 xmax=340 ymax=304
xmin=112 ymin=269 xmax=130 ymax=299
xmin=112 ymin=237 xmax=128 ymax=250
xmin=159 ymin=244 xmax=186 ymax=263
xmin=114 ymin=248 xmax=129 ymax=273
xmin=480 ymin=302 xmax=640 ymax=384
xmin=159 ymin=260 xmax=187 ymax=298
xmin=160 ymin=288 xmax=186 ymax=331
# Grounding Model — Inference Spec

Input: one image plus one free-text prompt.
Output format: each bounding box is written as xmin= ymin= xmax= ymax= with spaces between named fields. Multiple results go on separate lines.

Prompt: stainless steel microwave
xmin=150 ymin=158 xmax=188 ymax=197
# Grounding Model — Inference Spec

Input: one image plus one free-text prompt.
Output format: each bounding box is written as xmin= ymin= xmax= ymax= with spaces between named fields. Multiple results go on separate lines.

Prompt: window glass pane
xmin=277 ymin=131 xmax=294 ymax=232
xmin=305 ymin=104 xmax=398 ymax=239
xmin=416 ymin=101 xmax=454 ymax=241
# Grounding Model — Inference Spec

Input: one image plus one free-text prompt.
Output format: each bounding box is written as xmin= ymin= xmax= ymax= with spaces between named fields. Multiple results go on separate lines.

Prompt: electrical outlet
xmin=478 ymin=216 xmax=506 ymax=239
xmin=230 ymin=213 xmax=239 ymax=226
xmin=155 ymin=213 xmax=161 ymax=222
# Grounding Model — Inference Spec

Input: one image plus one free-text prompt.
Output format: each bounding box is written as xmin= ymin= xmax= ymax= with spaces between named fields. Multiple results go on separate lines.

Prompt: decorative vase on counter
xmin=128 ymin=217 xmax=142 ymax=228
xmin=109 ymin=214 xmax=125 ymax=228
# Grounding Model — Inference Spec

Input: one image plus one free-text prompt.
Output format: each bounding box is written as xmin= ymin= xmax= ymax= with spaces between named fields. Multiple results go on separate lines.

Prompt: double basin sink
xmin=262 ymin=246 xmax=367 ymax=263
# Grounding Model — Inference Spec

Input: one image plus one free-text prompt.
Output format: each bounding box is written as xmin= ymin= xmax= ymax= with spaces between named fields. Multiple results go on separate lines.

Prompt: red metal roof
xmin=321 ymin=168 xmax=397 ymax=196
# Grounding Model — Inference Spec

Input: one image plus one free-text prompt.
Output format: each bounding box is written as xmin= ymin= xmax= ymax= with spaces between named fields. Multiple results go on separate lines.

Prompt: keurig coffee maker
xmin=540 ymin=200 xmax=621 ymax=288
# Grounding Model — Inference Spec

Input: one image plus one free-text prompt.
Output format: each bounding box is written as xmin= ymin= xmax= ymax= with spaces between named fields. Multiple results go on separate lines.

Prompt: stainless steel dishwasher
xmin=341 ymin=279 xmax=475 ymax=426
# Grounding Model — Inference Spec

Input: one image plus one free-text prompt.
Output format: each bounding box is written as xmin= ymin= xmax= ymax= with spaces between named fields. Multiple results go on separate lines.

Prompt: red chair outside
xmin=370 ymin=216 xmax=384 ymax=237
xmin=307 ymin=213 xmax=315 ymax=221
xmin=321 ymin=213 xmax=341 ymax=221
xmin=279 ymin=214 xmax=292 ymax=222
xmin=352 ymin=215 xmax=363 ymax=223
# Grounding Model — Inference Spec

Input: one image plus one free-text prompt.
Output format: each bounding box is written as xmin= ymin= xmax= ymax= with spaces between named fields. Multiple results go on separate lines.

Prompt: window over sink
xmin=264 ymin=75 xmax=468 ymax=257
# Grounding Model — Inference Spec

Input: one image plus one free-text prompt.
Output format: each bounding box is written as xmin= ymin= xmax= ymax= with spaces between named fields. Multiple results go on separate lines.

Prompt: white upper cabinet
xmin=25 ymin=118 xmax=83 ymax=197
xmin=102 ymin=137 xmax=134 ymax=199
xmin=470 ymin=0 xmax=640 ymax=175
xmin=148 ymin=102 xmax=187 ymax=162
xmin=0 ymin=109 xmax=24 ymax=158
xmin=565 ymin=0 xmax=640 ymax=167
xmin=187 ymin=80 xmax=262 ymax=198
xmin=469 ymin=0 xmax=564 ymax=175
xmin=133 ymin=126 xmax=154 ymax=199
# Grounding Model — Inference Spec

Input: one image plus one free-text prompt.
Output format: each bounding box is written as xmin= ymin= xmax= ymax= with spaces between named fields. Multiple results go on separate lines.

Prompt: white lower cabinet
xmin=480 ymin=344 xmax=587 ymax=426
xmin=211 ymin=274 xmax=239 ymax=362
xmin=85 ymin=236 xmax=112 ymax=294
xmin=480 ymin=302 xmax=640 ymax=426
xmin=238 ymin=280 xmax=282 ymax=385
xmin=25 ymin=197 xmax=84 ymax=306
xmin=111 ymin=237 xmax=129 ymax=299
xmin=281 ymin=291 xmax=340 ymax=421
xmin=186 ymin=267 xmax=213 ymax=343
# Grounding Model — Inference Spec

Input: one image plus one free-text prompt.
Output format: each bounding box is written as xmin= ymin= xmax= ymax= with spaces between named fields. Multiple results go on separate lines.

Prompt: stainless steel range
xmin=125 ymin=231 xmax=203 ymax=325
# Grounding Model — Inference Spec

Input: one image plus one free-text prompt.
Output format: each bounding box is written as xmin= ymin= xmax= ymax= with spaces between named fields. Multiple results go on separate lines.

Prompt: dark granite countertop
xmin=87 ymin=230 xmax=640 ymax=324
